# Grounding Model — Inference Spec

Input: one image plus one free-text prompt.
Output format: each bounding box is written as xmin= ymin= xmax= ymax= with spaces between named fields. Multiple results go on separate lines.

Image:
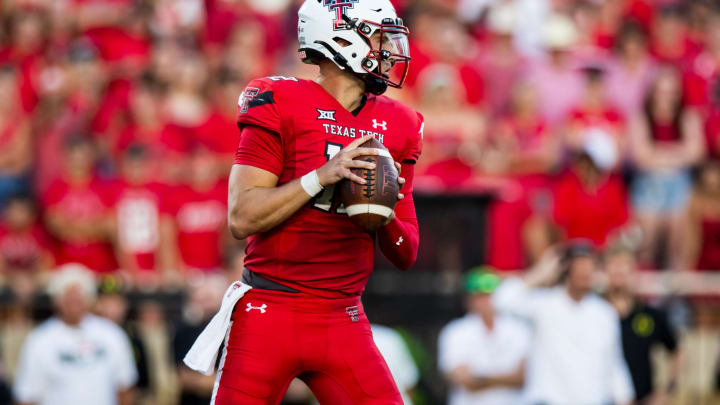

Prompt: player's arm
xmin=228 ymin=131 xmax=379 ymax=239
xmin=377 ymin=162 xmax=419 ymax=270
xmin=377 ymin=113 xmax=424 ymax=270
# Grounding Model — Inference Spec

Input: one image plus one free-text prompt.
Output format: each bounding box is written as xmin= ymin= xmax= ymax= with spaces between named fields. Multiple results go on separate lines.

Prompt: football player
xmin=213 ymin=0 xmax=422 ymax=403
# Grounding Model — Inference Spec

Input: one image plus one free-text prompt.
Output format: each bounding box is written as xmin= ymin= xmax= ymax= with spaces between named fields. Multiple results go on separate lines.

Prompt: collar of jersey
xmin=310 ymin=80 xmax=371 ymax=118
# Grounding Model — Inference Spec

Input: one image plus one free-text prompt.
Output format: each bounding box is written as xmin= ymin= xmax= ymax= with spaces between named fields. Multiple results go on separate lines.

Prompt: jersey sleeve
xmin=236 ymin=78 xmax=283 ymax=134
xmin=402 ymin=112 xmax=423 ymax=164
xmin=377 ymin=164 xmax=419 ymax=270
xmin=234 ymin=126 xmax=284 ymax=177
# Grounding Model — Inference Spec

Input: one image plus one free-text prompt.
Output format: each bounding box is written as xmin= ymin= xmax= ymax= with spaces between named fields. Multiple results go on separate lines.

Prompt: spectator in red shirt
xmin=43 ymin=136 xmax=117 ymax=273
xmin=112 ymin=144 xmax=170 ymax=288
xmin=413 ymin=64 xmax=486 ymax=192
xmin=0 ymin=65 xmax=32 ymax=208
xmin=474 ymin=3 xmax=528 ymax=116
xmin=162 ymin=146 xmax=228 ymax=276
xmin=73 ymin=0 xmax=135 ymax=32
xmin=605 ymin=22 xmax=657 ymax=119
xmin=219 ymin=21 xmax=275 ymax=82
xmin=404 ymin=10 xmax=484 ymax=106
xmin=113 ymin=73 xmax=193 ymax=186
xmin=193 ymin=69 xmax=246 ymax=167
xmin=33 ymin=40 xmax=108 ymax=193
xmin=158 ymin=53 xmax=213 ymax=183
xmin=82 ymin=4 xmax=151 ymax=70
xmin=486 ymin=81 xmax=559 ymax=270
xmin=569 ymin=1 xmax=615 ymax=50
xmin=553 ymin=150 xmax=629 ymax=247
xmin=683 ymin=7 xmax=720 ymax=158
xmin=491 ymin=82 xmax=559 ymax=179
xmin=565 ymin=65 xmax=627 ymax=166
xmin=0 ymin=7 xmax=46 ymax=113
xmin=164 ymin=54 xmax=209 ymax=131
xmin=149 ymin=0 xmax=205 ymax=41
xmin=649 ymin=5 xmax=701 ymax=70
xmin=527 ymin=13 xmax=584 ymax=125
xmin=683 ymin=160 xmax=720 ymax=271
xmin=0 ymin=194 xmax=53 ymax=293
xmin=629 ymin=66 xmax=705 ymax=270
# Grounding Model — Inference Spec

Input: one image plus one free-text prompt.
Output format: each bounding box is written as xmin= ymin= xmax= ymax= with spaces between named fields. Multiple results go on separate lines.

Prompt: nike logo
xmin=371 ymin=8 xmax=382 ymax=12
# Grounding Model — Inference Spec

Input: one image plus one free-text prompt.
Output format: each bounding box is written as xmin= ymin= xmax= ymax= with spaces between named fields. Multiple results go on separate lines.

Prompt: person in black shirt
xmin=173 ymin=276 xmax=228 ymax=405
xmin=606 ymin=247 xmax=681 ymax=405
xmin=96 ymin=277 xmax=150 ymax=399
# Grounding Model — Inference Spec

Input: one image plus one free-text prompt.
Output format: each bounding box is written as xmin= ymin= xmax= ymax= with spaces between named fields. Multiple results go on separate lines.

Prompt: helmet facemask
xmin=297 ymin=0 xmax=411 ymax=95
xmin=355 ymin=18 xmax=411 ymax=90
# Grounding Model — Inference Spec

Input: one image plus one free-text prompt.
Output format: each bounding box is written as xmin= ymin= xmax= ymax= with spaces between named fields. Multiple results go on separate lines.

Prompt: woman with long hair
xmin=629 ymin=66 xmax=705 ymax=269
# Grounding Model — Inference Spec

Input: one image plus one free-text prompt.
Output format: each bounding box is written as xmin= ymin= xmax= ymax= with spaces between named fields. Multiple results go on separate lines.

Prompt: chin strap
xmin=339 ymin=13 xmax=388 ymax=96
xmin=313 ymin=39 xmax=388 ymax=96
xmin=363 ymin=75 xmax=388 ymax=95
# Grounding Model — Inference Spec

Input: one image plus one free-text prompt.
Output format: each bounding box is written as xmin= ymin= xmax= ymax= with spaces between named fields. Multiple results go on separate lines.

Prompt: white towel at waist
xmin=183 ymin=281 xmax=252 ymax=375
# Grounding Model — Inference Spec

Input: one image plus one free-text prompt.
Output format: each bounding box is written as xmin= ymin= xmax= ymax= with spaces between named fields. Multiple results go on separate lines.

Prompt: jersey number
xmin=267 ymin=76 xmax=298 ymax=82
xmin=312 ymin=142 xmax=346 ymax=214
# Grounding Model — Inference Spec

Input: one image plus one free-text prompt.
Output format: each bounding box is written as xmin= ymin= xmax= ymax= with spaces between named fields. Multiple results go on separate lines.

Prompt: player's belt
xmin=242 ymin=268 xmax=300 ymax=293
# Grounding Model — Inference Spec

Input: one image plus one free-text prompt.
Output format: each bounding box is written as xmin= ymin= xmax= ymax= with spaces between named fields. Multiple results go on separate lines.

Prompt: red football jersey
xmin=165 ymin=181 xmax=228 ymax=271
xmin=42 ymin=177 xmax=118 ymax=273
xmin=112 ymin=181 xmax=167 ymax=271
xmin=234 ymin=77 xmax=423 ymax=297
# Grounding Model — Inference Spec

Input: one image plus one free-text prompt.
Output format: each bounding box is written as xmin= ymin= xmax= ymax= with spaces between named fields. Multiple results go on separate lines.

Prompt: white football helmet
xmin=298 ymin=0 xmax=411 ymax=95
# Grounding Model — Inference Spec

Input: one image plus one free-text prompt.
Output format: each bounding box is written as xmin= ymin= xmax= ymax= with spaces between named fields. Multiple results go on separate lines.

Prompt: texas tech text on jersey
xmin=234 ymin=76 xmax=423 ymax=298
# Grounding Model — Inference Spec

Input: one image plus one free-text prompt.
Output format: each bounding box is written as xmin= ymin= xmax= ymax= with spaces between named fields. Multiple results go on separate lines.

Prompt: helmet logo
xmin=323 ymin=0 xmax=359 ymax=30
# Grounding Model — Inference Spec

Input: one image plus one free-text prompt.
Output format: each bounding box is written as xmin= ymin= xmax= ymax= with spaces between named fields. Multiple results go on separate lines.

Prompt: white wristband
xmin=300 ymin=170 xmax=324 ymax=197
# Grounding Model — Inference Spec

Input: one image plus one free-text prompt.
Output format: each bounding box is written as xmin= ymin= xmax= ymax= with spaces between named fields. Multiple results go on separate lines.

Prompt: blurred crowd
xmin=2 ymin=0 xmax=720 ymax=404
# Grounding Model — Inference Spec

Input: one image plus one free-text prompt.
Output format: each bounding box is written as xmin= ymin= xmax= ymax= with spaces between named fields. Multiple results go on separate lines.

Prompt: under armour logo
xmin=346 ymin=306 xmax=359 ymax=322
xmin=396 ymin=236 xmax=403 ymax=246
xmin=317 ymin=108 xmax=337 ymax=122
xmin=372 ymin=119 xmax=387 ymax=130
xmin=246 ymin=303 xmax=267 ymax=313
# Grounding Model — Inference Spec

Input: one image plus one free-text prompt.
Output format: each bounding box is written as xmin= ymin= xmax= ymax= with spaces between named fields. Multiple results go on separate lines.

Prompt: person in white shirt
xmin=439 ymin=268 xmax=530 ymax=405
xmin=14 ymin=264 xmax=138 ymax=405
xmin=371 ymin=324 xmax=419 ymax=405
xmin=493 ymin=241 xmax=634 ymax=405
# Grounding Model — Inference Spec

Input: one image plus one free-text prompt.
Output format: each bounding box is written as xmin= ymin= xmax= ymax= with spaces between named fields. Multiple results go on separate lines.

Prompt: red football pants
xmin=211 ymin=289 xmax=403 ymax=405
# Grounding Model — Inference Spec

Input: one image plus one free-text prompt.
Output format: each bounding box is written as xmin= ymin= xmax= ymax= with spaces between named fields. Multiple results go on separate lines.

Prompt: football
xmin=338 ymin=137 xmax=399 ymax=232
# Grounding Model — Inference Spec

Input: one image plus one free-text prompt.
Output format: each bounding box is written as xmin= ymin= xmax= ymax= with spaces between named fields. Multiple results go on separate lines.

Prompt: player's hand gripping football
xmin=316 ymin=135 xmax=385 ymax=187
xmin=383 ymin=161 xmax=406 ymax=225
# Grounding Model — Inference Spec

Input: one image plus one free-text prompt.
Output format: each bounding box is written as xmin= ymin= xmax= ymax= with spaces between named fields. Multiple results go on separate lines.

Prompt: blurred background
xmin=2 ymin=0 xmax=720 ymax=404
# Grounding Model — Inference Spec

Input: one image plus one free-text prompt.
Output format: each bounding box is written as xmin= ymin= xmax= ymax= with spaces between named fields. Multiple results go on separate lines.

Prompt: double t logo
xmin=323 ymin=0 xmax=360 ymax=30
xmin=238 ymin=87 xmax=259 ymax=114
